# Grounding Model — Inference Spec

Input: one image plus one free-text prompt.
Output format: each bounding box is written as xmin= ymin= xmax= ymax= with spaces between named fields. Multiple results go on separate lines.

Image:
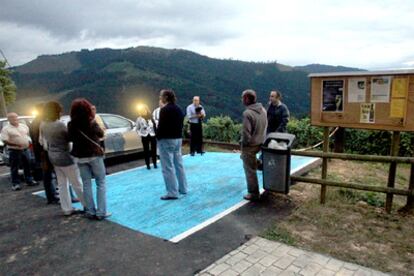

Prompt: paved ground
xmin=0 ymin=153 xmax=389 ymax=275
xmin=197 ymin=237 xmax=388 ymax=276
xmin=0 ymin=153 xmax=296 ymax=275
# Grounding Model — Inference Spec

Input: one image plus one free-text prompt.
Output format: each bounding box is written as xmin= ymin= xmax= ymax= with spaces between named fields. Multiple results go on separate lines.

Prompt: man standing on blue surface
xmin=240 ymin=90 xmax=267 ymax=201
xmin=186 ymin=96 xmax=206 ymax=156
xmin=267 ymin=90 xmax=290 ymax=134
xmin=156 ymin=89 xmax=188 ymax=200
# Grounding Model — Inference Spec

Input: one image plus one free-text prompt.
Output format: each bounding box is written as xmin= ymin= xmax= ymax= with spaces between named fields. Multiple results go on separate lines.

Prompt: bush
xmin=287 ymin=117 xmax=324 ymax=149
xmin=200 ymin=115 xmax=414 ymax=156
xmin=203 ymin=115 xmax=241 ymax=143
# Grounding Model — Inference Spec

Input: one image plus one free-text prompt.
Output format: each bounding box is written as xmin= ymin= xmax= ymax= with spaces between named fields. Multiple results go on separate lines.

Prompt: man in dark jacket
xmin=156 ymin=89 xmax=188 ymax=200
xmin=240 ymin=89 xmax=267 ymax=201
xmin=267 ymin=90 xmax=290 ymax=133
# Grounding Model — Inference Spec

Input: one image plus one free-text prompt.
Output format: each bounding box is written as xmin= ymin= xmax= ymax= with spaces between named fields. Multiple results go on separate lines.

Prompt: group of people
xmin=134 ymin=88 xmax=289 ymax=202
xmin=134 ymin=95 xmax=206 ymax=172
xmin=240 ymin=89 xmax=289 ymax=201
xmin=1 ymin=88 xmax=288 ymax=218
xmin=1 ymin=99 xmax=110 ymax=219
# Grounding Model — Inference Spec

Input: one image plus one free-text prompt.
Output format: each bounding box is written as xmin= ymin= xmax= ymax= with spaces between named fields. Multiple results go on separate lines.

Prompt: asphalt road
xmin=0 ymin=153 xmax=294 ymax=276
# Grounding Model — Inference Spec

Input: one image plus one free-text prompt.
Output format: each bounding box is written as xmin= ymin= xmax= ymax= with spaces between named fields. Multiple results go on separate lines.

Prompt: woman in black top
xmin=67 ymin=98 xmax=110 ymax=220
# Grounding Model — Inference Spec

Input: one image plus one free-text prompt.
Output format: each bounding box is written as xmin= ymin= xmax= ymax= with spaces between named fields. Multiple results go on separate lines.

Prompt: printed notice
xmin=360 ymin=103 xmax=375 ymax=123
xmin=371 ymin=76 xmax=391 ymax=103
xmin=322 ymin=80 xmax=344 ymax=112
xmin=390 ymin=98 xmax=406 ymax=118
xmin=392 ymin=78 xmax=408 ymax=98
xmin=348 ymin=78 xmax=366 ymax=103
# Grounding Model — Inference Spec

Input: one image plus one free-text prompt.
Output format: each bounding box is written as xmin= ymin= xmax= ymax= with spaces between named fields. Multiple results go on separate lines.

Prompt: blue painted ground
xmin=35 ymin=152 xmax=317 ymax=241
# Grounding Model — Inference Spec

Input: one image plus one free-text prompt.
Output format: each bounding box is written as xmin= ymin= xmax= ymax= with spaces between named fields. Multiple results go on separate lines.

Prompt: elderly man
xmin=267 ymin=90 xmax=290 ymax=134
xmin=186 ymin=96 xmax=206 ymax=156
xmin=240 ymin=90 xmax=267 ymax=201
xmin=1 ymin=112 xmax=38 ymax=190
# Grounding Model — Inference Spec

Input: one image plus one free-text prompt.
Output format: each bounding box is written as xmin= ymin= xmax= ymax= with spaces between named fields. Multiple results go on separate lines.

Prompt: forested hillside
xmin=10 ymin=46 xmax=362 ymax=120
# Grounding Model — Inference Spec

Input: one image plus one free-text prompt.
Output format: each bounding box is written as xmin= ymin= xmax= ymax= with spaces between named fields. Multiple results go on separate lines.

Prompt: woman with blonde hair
xmin=136 ymin=105 xmax=157 ymax=169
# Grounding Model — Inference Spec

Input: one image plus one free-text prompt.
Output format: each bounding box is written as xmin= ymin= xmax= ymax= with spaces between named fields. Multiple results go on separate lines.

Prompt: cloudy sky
xmin=1 ymin=0 xmax=414 ymax=69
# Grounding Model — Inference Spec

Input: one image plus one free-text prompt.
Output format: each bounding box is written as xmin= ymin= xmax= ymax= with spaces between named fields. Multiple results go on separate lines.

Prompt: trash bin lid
xmin=265 ymin=132 xmax=296 ymax=147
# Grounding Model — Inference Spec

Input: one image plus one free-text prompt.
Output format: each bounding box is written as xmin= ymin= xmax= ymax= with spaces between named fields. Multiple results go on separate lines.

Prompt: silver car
xmin=60 ymin=113 xmax=143 ymax=158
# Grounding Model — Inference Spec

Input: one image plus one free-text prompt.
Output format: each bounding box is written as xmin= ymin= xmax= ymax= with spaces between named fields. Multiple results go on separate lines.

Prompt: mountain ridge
xmin=10 ymin=46 xmax=365 ymax=120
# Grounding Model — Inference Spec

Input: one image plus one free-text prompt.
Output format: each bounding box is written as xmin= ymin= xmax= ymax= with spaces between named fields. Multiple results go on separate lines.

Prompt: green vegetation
xmin=199 ymin=115 xmax=414 ymax=156
xmin=203 ymin=115 xmax=242 ymax=143
xmin=261 ymin=226 xmax=296 ymax=246
xmin=261 ymin=159 xmax=414 ymax=275
xmin=0 ymin=60 xmax=17 ymax=106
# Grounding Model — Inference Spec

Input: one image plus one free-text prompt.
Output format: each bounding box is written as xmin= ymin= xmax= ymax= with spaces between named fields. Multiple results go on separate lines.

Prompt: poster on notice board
xmin=322 ymin=80 xmax=344 ymax=112
xmin=371 ymin=76 xmax=391 ymax=103
xmin=348 ymin=78 xmax=366 ymax=103
xmin=360 ymin=103 xmax=375 ymax=123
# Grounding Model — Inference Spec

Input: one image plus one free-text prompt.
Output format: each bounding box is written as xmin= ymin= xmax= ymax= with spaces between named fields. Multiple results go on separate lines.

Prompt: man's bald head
xmin=193 ymin=96 xmax=200 ymax=106
xmin=7 ymin=112 xmax=19 ymax=127
xmin=242 ymin=89 xmax=257 ymax=106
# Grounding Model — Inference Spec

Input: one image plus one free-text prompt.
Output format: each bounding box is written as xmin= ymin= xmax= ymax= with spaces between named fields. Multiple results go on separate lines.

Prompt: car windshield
xmin=100 ymin=115 xmax=131 ymax=129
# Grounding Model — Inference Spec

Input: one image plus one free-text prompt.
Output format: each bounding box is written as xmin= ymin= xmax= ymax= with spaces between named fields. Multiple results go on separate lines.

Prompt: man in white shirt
xmin=186 ymin=96 xmax=206 ymax=156
xmin=0 ymin=112 xmax=38 ymax=190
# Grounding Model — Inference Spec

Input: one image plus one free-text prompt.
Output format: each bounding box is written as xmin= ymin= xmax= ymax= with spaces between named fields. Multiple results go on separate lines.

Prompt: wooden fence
xmin=197 ymin=131 xmax=414 ymax=213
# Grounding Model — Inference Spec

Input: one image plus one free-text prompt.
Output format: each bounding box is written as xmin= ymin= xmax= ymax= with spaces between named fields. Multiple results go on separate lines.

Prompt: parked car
xmin=0 ymin=116 xmax=35 ymax=165
xmin=60 ymin=113 xmax=143 ymax=158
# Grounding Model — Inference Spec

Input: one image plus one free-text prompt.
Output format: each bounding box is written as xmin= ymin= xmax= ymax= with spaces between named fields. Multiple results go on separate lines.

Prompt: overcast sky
xmin=1 ymin=0 xmax=414 ymax=69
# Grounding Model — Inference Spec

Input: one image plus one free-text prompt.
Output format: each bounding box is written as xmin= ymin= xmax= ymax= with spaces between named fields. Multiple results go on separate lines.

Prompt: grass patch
xmin=262 ymin=159 xmax=414 ymax=275
xmin=261 ymin=226 xmax=296 ymax=246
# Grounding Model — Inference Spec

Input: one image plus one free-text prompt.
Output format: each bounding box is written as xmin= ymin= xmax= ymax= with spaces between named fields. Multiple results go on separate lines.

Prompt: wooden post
xmin=404 ymin=163 xmax=414 ymax=210
xmin=333 ymin=127 xmax=345 ymax=153
xmin=320 ymin=127 xmax=330 ymax=204
xmin=385 ymin=131 xmax=400 ymax=213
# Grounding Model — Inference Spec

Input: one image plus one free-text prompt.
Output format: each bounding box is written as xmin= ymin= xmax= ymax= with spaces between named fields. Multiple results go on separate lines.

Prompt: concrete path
xmin=197 ymin=237 xmax=388 ymax=276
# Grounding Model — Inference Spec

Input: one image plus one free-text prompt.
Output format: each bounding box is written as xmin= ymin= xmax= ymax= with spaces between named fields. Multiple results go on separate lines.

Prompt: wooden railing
xmin=198 ymin=134 xmax=414 ymax=213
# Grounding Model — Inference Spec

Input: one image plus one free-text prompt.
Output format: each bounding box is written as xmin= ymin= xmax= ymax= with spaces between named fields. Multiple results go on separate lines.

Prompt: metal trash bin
xmin=261 ymin=132 xmax=296 ymax=194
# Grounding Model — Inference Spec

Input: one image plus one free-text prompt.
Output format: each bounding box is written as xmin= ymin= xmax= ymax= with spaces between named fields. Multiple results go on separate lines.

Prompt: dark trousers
xmin=142 ymin=135 xmax=157 ymax=166
xmin=190 ymin=123 xmax=203 ymax=154
xmin=9 ymin=149 xmax=33 ymax=185
xmin=40 ymin=151 xmax=57 ymax=202
xmin=241 ymin=145 xmax=261 ymax=195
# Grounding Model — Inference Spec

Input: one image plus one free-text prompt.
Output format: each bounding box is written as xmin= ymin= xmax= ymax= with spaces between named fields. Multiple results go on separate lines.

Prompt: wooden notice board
xmin=309 ymin=70 xmax=414 ymax=131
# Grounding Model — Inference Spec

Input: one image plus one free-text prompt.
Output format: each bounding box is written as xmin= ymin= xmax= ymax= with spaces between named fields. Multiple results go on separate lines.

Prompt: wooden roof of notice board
xmin=309 ymin=69 xmax=414 ymax=78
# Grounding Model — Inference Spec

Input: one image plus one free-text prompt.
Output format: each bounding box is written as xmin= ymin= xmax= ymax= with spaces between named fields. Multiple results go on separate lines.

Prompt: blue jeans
xmin=158 ymin=139 xmax=187 ymax=197
xmin=78 ymin=157 xmax=107 ymax=216
xmin=9 ymin=149 xmax=33 ymax=185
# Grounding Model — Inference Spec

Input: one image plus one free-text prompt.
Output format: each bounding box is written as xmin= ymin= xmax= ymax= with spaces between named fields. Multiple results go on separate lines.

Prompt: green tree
xmin=0 ymin=60 xmax=17 ymax=115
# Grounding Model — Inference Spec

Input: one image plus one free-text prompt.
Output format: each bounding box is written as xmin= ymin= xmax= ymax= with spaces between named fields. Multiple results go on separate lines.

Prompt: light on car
xmin=31 ymin=109 xmax=39 ymax=117
xmin=136 ymin=103 xmax=145 ymax=112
